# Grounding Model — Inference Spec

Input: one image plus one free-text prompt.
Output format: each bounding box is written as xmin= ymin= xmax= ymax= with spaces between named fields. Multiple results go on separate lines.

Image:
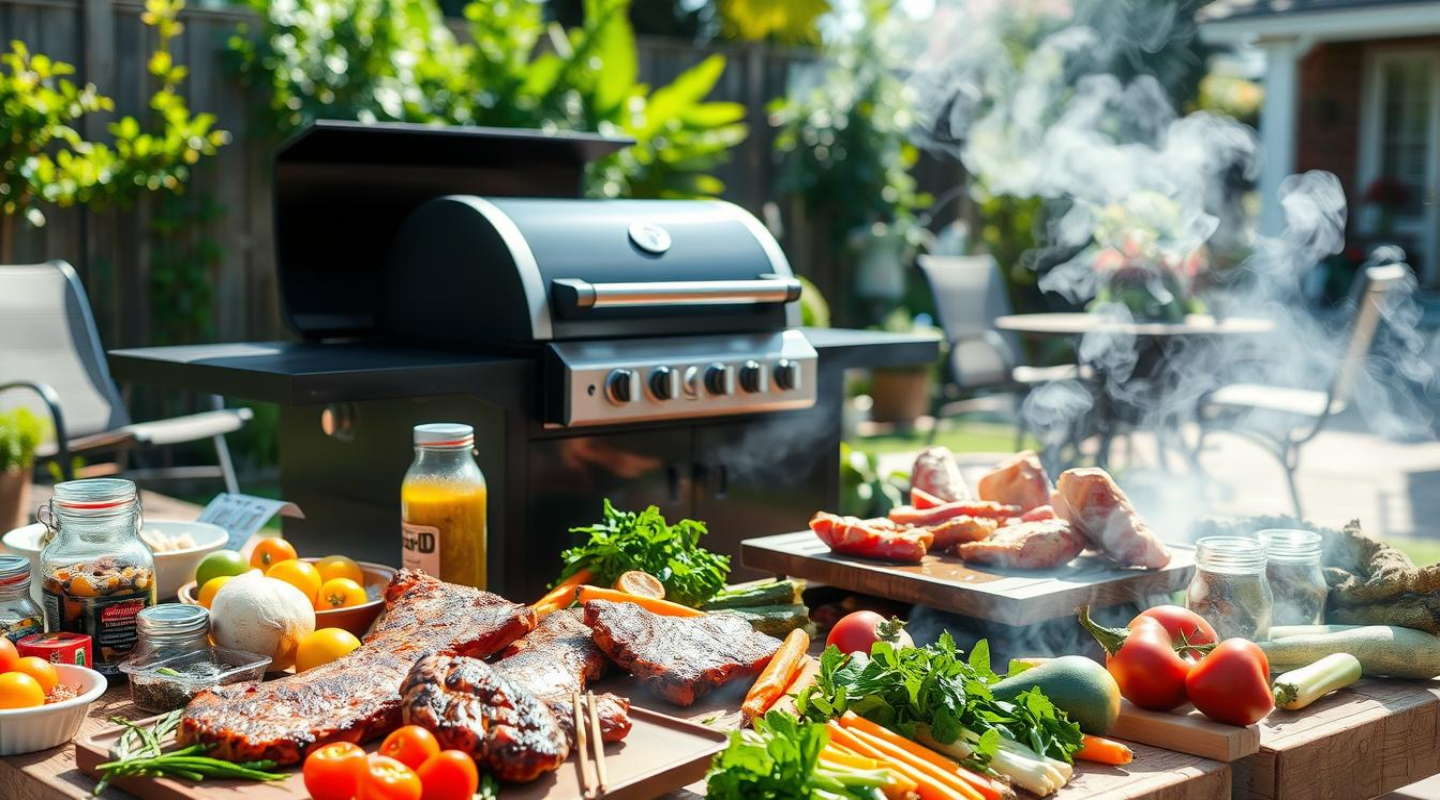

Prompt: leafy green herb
xmin=94 ymin=709 xmax=285 ymax=794
xmin=558 ymin=500 xmax=730 ymax=606
xmin=705 ymin=711 xmax=890 ymax=800
xmin=155 ymin=667 xmax=184 ymax=678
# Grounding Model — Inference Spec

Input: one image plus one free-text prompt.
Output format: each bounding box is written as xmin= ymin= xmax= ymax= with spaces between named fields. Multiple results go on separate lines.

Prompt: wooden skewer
xmin=586 ymin=691 xmax=608 ymax=797
xmin=572 ymin=691 xmax=593 ymax=799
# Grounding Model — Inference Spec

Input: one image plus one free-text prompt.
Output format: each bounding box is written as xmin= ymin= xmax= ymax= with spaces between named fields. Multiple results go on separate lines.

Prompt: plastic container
xmin=0 ymin=663 xmax=107 ymax=756
xmin=119 ymin=646 xmax=271 ymax=713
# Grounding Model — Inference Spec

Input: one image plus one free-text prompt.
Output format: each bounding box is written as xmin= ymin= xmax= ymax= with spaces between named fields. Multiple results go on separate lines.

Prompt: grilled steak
xmin=495 ymin=609 xmax=631 ymax=743
xmin=402 ymin=655 xmax=568 ymax=783
xmin=179 ymin=570 xmax=535 ymax=764
xmin=584 ymin=599 xmax=781 ymax=706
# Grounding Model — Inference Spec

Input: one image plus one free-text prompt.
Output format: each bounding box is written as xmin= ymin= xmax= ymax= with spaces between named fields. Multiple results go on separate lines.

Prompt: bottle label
xmin=43 ymin=587 xmax=151 ymax=673
xmin=401 ymin=521 xmax=442 ymax=577
xmin=1 ymin=616 xmax=42 ymax=644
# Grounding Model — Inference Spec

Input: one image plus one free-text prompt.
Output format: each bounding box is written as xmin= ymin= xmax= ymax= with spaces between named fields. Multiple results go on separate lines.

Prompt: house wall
xmin=1296 ymin=42 xmax=1366 ymax=214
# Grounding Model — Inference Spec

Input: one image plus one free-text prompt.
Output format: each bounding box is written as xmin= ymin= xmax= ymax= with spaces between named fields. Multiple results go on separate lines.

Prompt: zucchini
xmin=1272 ymin=654 xmax=1362 ymax=710
xmin=1268 ymin=625 xmax=1363 ymax=640
xmin=702 ymin=580 xmax=802 ymax=610
xmin=1259 ymin=625 xmax=1440 ymax=679
xmin=710 ymin=604 xmax=812 ymax=637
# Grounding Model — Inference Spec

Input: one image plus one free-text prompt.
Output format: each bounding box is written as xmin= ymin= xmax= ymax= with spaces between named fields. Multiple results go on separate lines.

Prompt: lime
xmin=195 ymin=549 xmax=248 ymax=589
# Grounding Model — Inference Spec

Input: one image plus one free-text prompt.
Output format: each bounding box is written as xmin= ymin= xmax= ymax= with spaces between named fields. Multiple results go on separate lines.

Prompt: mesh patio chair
xmin=917 ymin=254 xmax=1084 ymax=449
xmin=0 ymin=261 xmax=250 ymax=491
xmin=1195 ymin=264 xmax=1413 ymax=517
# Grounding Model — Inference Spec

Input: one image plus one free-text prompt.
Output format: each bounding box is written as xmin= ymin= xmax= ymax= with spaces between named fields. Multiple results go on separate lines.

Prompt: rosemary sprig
xmin=93 ymin=710 xmax=285 ymax=794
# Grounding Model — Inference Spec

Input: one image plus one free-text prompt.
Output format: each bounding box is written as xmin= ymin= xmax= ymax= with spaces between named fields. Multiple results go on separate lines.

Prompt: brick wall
xmin=1296 ymin=41 xmax=1365 ymax=214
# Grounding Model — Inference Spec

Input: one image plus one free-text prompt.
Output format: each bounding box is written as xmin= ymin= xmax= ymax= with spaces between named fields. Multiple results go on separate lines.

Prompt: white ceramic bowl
xmin=3 ymin=520 xmax=229 ymax=601
xmin=0 ymin=663 xmax=107 ymax=756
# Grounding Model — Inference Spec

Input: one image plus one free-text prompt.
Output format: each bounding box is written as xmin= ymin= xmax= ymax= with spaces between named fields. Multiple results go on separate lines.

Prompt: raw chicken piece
xmin=889 ymin=500 xmax=1019 ymax=526
xmin=810 ymin=512 xmax=932 ymax=563
xmin=928 ymin=516 xmax=999 ymax=551
xmin=1019 ymin=505 xmax=1057 ymax=522
xmin=910 ymin=447 xmax=970 ymax=502
xmin=1052 ymin=468 xmax=1172 ymax=569
xmin=977 ymin=451 xmax=1052 ymax=512
xmin=953 ymin=519 xmax=1085 ymax=570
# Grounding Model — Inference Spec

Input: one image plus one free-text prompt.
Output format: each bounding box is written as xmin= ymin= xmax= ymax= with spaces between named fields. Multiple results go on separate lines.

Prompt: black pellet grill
xmin=111 ymin=121 xmax=937 ymax=599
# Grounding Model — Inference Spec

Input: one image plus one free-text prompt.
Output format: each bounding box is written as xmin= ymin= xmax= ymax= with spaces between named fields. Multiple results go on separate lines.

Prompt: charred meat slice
xmin=494 ymin=609 xmax=631 ymax=743
xmin=910 ymin=446 xmax=971 ymax=502
xmin=810 ymin=512 xmax=931 ymax=562
xmin=584 ymin=599 xmax=781 ymax=707
xmin=954 ymin=519 xmax=1085 ymax=570
xmin=1053 ymin=468 xmax=1172 ymax=569
xmin=977 ymin=451 xmax=1052 ymax=512
xmin=402 ymin=655 xmax=568 ymax=783
xmin=179 ymin=570 xmax=535 ymax=765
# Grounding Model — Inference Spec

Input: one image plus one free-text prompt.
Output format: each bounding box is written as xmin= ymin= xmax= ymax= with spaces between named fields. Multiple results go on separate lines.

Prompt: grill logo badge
xmin=628 ymin=221 xmax=672 ymax=254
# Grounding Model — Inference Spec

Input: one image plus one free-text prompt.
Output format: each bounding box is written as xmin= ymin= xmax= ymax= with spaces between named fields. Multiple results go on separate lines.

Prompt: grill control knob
xmin=682 ymin=366 xmax=701 ymax=399
xmin=605 ymin=369 xmax=639 ymax=405
xmin=774 ymin=359 xmax=802 ymax=392
xmin=704 ymin=363 xmax=735 ymax=396
xmin=739 ymin=361 xmax=765 ymax=393
xmin=649 ymin=366 xmax=680 ymax=400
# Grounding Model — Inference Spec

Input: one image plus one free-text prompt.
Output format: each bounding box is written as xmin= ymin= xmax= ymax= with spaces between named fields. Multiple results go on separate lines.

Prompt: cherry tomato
xmin=825 ymin=611 xmax=914 ymax=655
xmin=317 ymin=577 xmax=369 ymax=610
xmin=380 ymin=725 xmax=442 ymax=771
xmin=250 ymin=538 xmax=298 ymax=571
xmin=1131 ymin=605 xmax=1219 ymax=650
xmin=13 ymin=656 xmax=58 ymax=693
xmin=268 ymin=558 xmax=323 ymax=603
xmin=1079 ymin=609 xmax=1191 ymax=711
xmin=0 ymin=672 xmax=45 ymax=709
xmin=416 ymin=750 xmax=480 ymax=800
xmin=316 ymin=555 xmax=366 ymax=586
xmin=0 ymin=637 xmax=18 ymax=673
xmin=359 ymin=753 xmax=422 ymax=800
xmin=303 ymin=741 xmax=367 ymax=800
xmin=1186 ymin=638 xmax=1274 ymax=726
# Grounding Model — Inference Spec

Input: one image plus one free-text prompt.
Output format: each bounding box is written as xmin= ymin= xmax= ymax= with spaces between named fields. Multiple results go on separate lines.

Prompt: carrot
xmin=762 ymin=654 xmax=822 ymax=718
xmin=829 ymin=722 xmax=969 ymax=800
xmin=532 ymin=568 xmax=593 ymax=610
xmin=1076 ymin=734 xmax=1133 ymax=766
xmin=822 ymin=748 xmax=885 ymax=771
xmin=840 ymin=713 xmax=1008 ymax=800
xmin=742 ymin=630 xmax=810 ymax=720
xmin=823 ymin=748 xmax=921 ymax=800
xmin=573 ymin=585 xmax=706 ymax=617
xmin=912 ymin=486 xmax=945 ymax=509
xmin=841 ymin=722 xmax=987 ymax=800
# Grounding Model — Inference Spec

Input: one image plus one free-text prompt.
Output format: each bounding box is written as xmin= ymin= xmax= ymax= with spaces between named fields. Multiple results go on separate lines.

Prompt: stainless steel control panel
xmin=545 ymin=330 xmax=818 ymax=427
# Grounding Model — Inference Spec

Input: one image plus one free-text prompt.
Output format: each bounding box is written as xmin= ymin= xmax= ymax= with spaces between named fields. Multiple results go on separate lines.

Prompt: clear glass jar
xmin=0 ymin=555 xmax=43 ymax=643
xmin=130 ymin=604 xmax=210 ymax=663
xmin=1186 ymin=536 xmax=1273 ymax=641
xmin=39 ymin=479 xmax=156 ymax=674
xmin=1259 ymin=529 xmax=1327 ymax=626
xmin=401 ymin=423 xmax=487 ymax=588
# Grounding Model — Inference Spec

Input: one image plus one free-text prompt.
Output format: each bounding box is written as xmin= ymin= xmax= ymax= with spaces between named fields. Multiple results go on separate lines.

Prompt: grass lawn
xmin=1390 ymin=537 xmax=1440 ymax=567
xmin=852 ymin=420 xmax=1038 ymax=458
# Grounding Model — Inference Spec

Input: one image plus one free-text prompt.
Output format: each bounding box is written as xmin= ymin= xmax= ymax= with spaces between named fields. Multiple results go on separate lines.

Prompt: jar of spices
xmin=1259 ymin=529 xmax=1327 ymax=626
xmin=401 ymin=423 xmax=487 ymax=588
xmin=0 ymin=555 xmax=43 ymax=644
xmin=130 ymin=604 xmax=210 ymax=663
xmin=39 ymin=478 xmax=156 ymax=675
xmin=1186 ymin=536 xmax=1273 ymax=641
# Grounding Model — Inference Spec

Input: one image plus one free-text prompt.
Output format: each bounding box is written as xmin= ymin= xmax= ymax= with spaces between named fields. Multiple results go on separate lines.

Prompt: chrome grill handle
xmin=551 ymin=275 xmax=802 ymax=310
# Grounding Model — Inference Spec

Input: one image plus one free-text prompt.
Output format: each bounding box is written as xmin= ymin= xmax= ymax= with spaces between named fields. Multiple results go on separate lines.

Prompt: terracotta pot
xmin=869 ymin=368 xmax=933 ymax=426
xmin=0 ymin=469 xmax=29 ymax=531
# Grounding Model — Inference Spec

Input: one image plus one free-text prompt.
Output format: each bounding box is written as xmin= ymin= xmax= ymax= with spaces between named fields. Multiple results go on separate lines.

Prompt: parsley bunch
xmin=706 ymin=712 xmax=890 ymax=800
xmin=558 ymin=500 xmax=730 ymax=607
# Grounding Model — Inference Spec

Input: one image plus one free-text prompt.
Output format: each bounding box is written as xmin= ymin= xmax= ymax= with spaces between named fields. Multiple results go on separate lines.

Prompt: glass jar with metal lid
xmin=1186 ymin=536 xmax=1274 ymax=641
xmin=130 ymin=604 xmax=210 ymax=663
xmin=1259 ymin=529 xmax=1327 ymax=626
xmin=0 ymin=554 xmax=43 ymax=644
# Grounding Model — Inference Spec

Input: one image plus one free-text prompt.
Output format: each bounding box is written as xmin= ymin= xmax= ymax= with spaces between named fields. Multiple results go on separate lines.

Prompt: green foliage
xmin=149 ymin=189 xmax=224 ymax=345
xmin=230 ymin=0 xmax=748 ymax=199
xmin=704 ymin=712 xmax=831 ymax=799
xmin=559 ymin=500 xmax=731 ymax=606
xmin=718 ymin=0 xmax=830 ymax=46
xmin=0 ymin=0 xmax=228 ymax=257
xmin=797 ymin=275 xmax=830 ymax=328
xmin=0 ymin=408 xmax=46 ymax=473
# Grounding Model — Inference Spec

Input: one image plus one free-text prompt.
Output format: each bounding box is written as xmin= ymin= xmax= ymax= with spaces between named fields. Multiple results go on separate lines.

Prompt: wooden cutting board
xmin=75 ymin=705 xmax=727 ymax=800
xmin=742 ymin=531 xmax=1196 ymax=625
xmin=1111 ymin=700 xmax=1261 ymax=762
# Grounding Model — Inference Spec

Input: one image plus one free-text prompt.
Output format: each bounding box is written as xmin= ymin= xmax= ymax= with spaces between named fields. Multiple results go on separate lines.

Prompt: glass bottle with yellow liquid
xmin=401 ymin=424 xmax=487 ymax=588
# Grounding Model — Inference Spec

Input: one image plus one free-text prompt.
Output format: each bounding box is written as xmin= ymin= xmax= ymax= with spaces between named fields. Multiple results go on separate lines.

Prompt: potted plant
xmin=867 ymin=307 xmax=940 ymax=426
xmin=0 ymin=408 xmax=44 ymax=529
xmin=1084 ymin=192 xmax=1209 ymax=323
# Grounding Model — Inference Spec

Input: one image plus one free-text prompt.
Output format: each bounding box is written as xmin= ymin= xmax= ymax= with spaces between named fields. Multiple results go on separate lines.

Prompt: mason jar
xmin=1186 ymin=536 xmax=1273 ymax=641
xmin=1259 ymin=529 xmax=1327 ymax=626
xmin=0 ymin=554 xmax=43 ymax=643
xmin=400 ymin=423 xmax=487 ymax=588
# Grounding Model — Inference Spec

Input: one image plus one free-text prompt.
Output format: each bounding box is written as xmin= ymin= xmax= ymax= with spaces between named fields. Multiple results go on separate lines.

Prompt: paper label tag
xmin=401 ymin=521 xmax=441 ymax=577
xmin=198 ymin=493 xmax=306 ymax=551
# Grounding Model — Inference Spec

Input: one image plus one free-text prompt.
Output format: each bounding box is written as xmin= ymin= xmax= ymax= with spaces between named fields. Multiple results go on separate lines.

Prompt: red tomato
xmin=1131 ymin=605 xmax=1219 ymax=650
xmin=303 ymin=741 xmax=367 ymax=800
xmin=1186 ymin=638 xmax=1274 ymax=726
xmin=1079 ymin=610 xmax=1191 ymax=711
xmin=379 ymin=725 xmax=441 ymax=771
xmin=825 ymin=611 xmax=914 ymax=655
xmin=0 ymin=638 xmax=18 ymax=673
xmin=416 ymin=750 xmax=480 ymax=800
xmin=358 ymin=754 xmax=422 ymax=800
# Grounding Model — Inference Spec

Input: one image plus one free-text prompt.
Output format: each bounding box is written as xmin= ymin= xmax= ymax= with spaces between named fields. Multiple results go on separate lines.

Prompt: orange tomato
xmin=315 ymin=555 xmax=365 ymax=586
xmin=416 ymin=750 xmax=479 ymax=800
xmin=295 ymin=628 xmax=362 ymax=673
xmin=250 ymin=538 xmax=298 ymax=571
xmin=12 ymin=657 xmax=58 ymax=693
xmin=0 ymin=637 xmax=18 ymax=673
xmin=198 ymin=574 xmax=236 ymax=609
xmin=379 ymin=725 xmax=441 ymax=771
xmin=358 ymin=753 xmax=422 ymax=800
xmin=316 ymin=577 xmax=368 ymax=610
xmin=0 ymin=672 xmax=45 ymax=709
xmin=267 ymin=559 xmax=323 ymax=603
xmin=303 ymin=741 xmax=367 ymax=800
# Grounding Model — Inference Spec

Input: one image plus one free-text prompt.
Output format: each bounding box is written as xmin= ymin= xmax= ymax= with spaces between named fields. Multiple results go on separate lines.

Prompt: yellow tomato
xmin=315 ymin=577 xmax=368 ymax=611
xmin=267 ymin=559 xmax=323 ymax=604
xmin=12 ymin=657 xmax=57 ymax=693
xmin=250 ymin=538 xmax=298 ymax=571
xmin=197 ymin=574 xmax=236 ymax=609
xmin=314 ymin=555 xmax=365 ymax=586
xmin=0 ymin=672 xmax=45 ymax=708
xmin=295 ymin=628 xmax=361 ymax=673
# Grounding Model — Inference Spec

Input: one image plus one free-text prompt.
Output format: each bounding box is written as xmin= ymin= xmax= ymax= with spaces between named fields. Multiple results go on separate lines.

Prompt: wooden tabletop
xmin=994 ymin=313 xmax=1275 ymax=338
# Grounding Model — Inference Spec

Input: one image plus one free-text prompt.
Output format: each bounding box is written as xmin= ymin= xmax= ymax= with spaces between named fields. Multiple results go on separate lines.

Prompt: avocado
xmin=991 ymin=655 xmax=1121 ymax=735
